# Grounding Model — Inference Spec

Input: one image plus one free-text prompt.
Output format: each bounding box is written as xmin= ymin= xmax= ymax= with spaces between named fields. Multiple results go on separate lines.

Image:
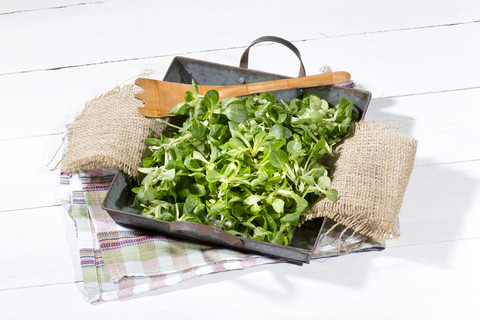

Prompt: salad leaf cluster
xmin=133 ymin=82 xmax=357 ymax=245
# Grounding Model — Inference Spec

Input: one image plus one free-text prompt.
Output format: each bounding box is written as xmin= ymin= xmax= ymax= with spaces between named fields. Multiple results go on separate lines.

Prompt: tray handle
xmin=169 ymin=221 xmax=244 ymax=247
xmin=239 ymin=35 xmax=306 ymax=77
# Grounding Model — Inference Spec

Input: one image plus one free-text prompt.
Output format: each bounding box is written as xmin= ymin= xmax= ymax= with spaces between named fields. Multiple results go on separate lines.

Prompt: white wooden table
xmin=1 ymin=1 xmax=479 ymax=318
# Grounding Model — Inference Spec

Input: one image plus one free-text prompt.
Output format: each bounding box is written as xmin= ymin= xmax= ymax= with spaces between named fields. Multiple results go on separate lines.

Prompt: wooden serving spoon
xmin=135 ymin=71 xmax=351 ymax=117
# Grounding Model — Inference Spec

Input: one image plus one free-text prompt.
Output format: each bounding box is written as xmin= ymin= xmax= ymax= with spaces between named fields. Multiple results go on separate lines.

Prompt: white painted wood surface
xmin=0 ymin=1 xmax=479 ymax=319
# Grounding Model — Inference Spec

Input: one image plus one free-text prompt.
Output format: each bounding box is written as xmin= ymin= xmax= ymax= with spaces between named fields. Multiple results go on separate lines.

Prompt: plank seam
xmin=0 ymin=132 xmax=65 ymax=142
xmin=388 ymin=236 xmax=480 ymax=249
xmin=0 ymin=1 xmax=104 ymax=16
xmin=0 ymin=237 xmax=478 ymax=292
xmin=0 ymin=280 xmax=83 ymax=293
xmin=374 ymin=85 xmax=480 ymax=99
xmin=1 ymin=20 xmax=479 ymax=77
xmin=0 ymin=204 xmax=62 ymax=214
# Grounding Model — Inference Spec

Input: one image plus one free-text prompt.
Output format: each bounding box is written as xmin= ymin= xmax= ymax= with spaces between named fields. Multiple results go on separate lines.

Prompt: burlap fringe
xmin=59 ymin=84 xmax=170 ymax=182
xmin=304 ymin=120 xmax=418 ymax=241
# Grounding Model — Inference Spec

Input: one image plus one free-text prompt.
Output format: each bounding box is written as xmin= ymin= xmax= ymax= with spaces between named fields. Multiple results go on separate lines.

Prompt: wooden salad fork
xmin=135 ymin=71 xmax=351 ymax=117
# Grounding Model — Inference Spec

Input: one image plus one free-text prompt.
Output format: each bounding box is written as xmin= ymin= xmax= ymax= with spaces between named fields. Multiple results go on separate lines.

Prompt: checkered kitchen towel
xmin=60 ymin=167 xmax=385 ymax=303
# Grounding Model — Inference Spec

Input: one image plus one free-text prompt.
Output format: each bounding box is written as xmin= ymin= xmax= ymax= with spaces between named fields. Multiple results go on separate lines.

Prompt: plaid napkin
xmin=60 ymin=167 xmax=385 ymax=303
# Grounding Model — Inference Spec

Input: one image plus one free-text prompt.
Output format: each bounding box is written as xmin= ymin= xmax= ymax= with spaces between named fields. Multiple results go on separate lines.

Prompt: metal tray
xmin=101 ymin=55 xmax=372 ymax=264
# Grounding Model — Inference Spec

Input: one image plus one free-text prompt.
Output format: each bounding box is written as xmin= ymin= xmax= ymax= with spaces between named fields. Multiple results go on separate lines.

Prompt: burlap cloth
xmin=304 ymin=121 xmax=418 ymax=239
xmin=61 ymin=85 xmax=418 ymax=241
xmin=61 ymin=84 xmax=183 ymax=181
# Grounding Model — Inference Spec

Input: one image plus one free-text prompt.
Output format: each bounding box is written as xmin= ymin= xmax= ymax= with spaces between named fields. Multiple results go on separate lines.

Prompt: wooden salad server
xmin=135 ymin=71 xmax=351 ymax=117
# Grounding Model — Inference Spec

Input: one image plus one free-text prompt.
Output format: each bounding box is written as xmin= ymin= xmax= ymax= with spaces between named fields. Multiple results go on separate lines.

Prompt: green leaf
xmin=168 ymin=102 xmax=188 ymax=115
xmin=192 ymin=151 xmax=208 ymax=163
xmin=143 ymin=187 xmax=157 ymax=202
xmin=192 ymin=119 xmax=207 ymax=140
xmin=162 ymin=169 xmax=176 ymax=181
xmin=286 ymin=140 xmax=302 ymax=155
xmin=292 ymin=193 xmax=309 ymax=213
xmin=244 ymin=194 xmax=263 ymax=206
xmin=156 ymin=211 xmax=175 ymax=222
xmin=224 ymin=102 xmax=248 ymax=123
xmin=270 ymin=124 xmax=286 ymax=140
xmin=138 ymin=167 xmax=155 ymax=174
xmin=302 ymin=176 xmax=315 ymax=186
xmin=316 ymin=176 xmax=331 ymax=189
xmin=204 ymin=90 xmax=219 ymax=108
xmin=228 ymin=137 xmax=245 ymax=149
xmin=209 ymin=124 xmax=227 ymax=140
xmin=265 ymin=214 xmax=277 ymax=232
xmin=324 ymin=189 xmax=338 ymax=201
xmin=184 ymin=156 xmax=201 ymax=170
xmin=270 ymin=149 xmax=289 ymax=169
xmin=193 ymin=203 xmax=205 ymax=218
xmin=189 ymin=183 xmax=206 ymax=197
xmin=272 ymin=198 xmax=285 ymax=213
xmin=192 ymin=80 xmax=200 ymax=96
xmin=193 ymin=99 xmax=207 ymax=119
xmin=242 ymin=222 xmax=256 ymax=230
xmin=280 ymin=213 xmax=300 ymax=226
xmin=272 ymin=232 xmax=286 ymax=244
xmin=206 ymin=170 xmax=224 ymax=183
xmin=184 ymin=194 xmax=200 ymax=215
xmin=308 ymin=94 xmax=324 ymax=110
xmin=253 ymin=227 xmax=270 ymax=240
xmin=142 ymin=157 xmax=154 ymax=167
xmin=145 ymin=138 xmax=162 ymax=146
xmin=251 ymin=170 xmax=269 ymax=188
xmin=184 ymin=90 xmax=195 ymax=102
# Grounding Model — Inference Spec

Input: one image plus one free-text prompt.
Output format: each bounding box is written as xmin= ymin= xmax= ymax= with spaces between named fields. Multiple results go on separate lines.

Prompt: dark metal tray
xmin=103 ymin=170 xmax=326 ymax=264
xmin=101 ymin=54 xmax=371 ymax=264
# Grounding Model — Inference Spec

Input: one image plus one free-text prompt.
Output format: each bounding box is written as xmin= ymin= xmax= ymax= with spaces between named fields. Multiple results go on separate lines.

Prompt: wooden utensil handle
xmin=217 ymin=71 xmax=351 ymax=98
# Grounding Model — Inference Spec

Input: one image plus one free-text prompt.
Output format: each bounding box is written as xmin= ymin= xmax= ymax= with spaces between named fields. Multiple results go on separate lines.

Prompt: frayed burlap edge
xmin=59 ymin=84 xmax=176 ymax=182
xmin=304 ymin=120 xmax=418 ymax=241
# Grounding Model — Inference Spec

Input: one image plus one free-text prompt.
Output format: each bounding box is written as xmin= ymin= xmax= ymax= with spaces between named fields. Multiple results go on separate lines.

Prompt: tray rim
xmin=101 ymin=55 xmax=372 ymax=263
xmin=101 ymin=170 xmax=327 ymax=264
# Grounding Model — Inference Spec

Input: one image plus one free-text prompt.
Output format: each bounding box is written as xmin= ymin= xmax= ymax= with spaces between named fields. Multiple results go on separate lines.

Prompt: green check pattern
xmin=60 ymin=167 xmax=385 ymax=303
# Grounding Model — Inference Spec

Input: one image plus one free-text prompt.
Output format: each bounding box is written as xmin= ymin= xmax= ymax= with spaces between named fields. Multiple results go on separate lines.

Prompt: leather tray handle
xmin=168 ymin=221 xmax=244 ymax=247
xmin=239 ymin=35 xmax=307 ymax=77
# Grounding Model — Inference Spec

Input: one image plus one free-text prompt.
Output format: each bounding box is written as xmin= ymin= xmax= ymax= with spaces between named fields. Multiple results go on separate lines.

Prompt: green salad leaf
xmin=133 ymin=81 xmax=357 ymax=245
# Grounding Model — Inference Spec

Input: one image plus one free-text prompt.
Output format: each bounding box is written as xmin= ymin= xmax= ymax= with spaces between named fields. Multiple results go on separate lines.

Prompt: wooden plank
xmin=0 ymin=238 xmax=478 ymax=319
xmin=1 ymin=0 xmax=479 ymax=74
xmin=0 ymin=206 xmax=81 ymax=291
xmin=0 ymin=135 xmax=64 ymax=211
xmin=365 ymin=88 xmax=480 ymax=166
xmin=0 ymin=171 xmax=61 ymax=211
xmin=0 ymin=61 xmax=171 ymax=140
xmin=392 ymin=160 xmax=480 ymax=247
xmin=248 ymin=23 xmax=480 ymax=98
xmin=1 ymin=23 xmax=480 ymax=140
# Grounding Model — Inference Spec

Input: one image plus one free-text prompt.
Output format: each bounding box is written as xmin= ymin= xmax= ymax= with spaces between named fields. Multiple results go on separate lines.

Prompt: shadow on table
xmin=366 ymin=97 xmax=479 ymax=266
xmin=386 ymin=157 xmax=479 ymax=265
